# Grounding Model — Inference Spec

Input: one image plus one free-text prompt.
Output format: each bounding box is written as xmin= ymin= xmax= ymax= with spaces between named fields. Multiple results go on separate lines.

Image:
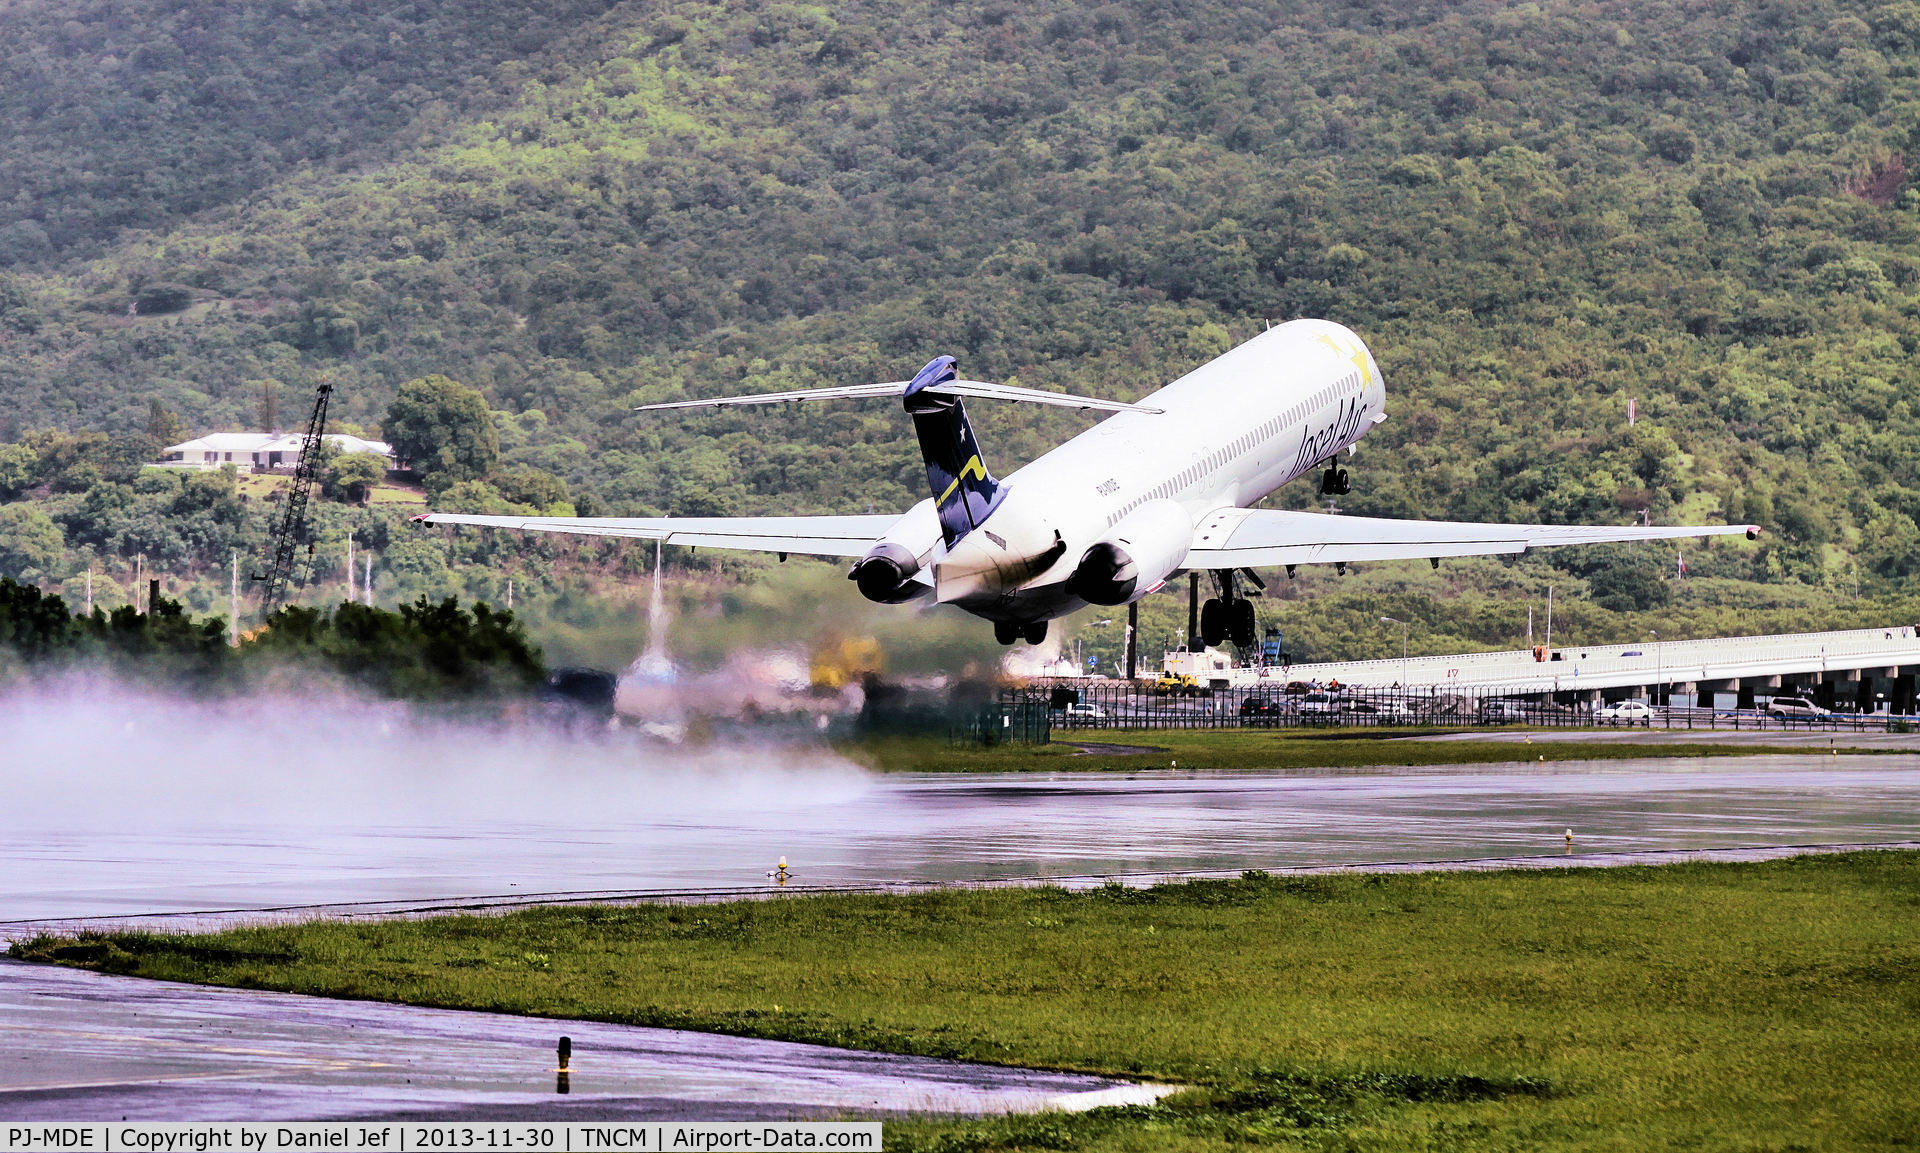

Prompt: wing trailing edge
xmin=413 ymin=512 xmax=904 ymax=559
xmin=1187 ymin=508 xmax=1760 ymax=568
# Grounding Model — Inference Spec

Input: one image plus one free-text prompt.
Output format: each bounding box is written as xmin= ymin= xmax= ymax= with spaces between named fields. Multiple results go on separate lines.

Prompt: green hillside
xmin=3 ymin=0 xmax=1919 ymax=660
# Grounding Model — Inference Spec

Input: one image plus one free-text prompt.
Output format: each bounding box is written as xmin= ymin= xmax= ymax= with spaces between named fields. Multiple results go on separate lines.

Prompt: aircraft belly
xmin=950 ymin=582 xmax=1089 ymax=624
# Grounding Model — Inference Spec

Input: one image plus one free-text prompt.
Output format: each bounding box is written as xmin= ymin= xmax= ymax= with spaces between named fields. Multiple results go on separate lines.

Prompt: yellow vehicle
xmin=1152 ymin=671 xmax=1204 ymax=697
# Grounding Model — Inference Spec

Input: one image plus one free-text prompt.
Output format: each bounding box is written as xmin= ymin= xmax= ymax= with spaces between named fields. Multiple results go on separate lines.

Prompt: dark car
xmin=1240 ymin=697 xmax=1288 ymax=725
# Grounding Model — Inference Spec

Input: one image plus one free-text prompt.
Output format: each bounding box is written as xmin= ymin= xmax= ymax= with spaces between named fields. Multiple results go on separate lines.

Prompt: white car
xmin=1060 ymin=703 xmax=1109 ymax=725
xmin=1297 ymin=691 xmax=1343 ymax=716
xmin=1595 ymin=700 xmax=1653 ymax=721
xmin=1766 ymin=696 xmax=1830 ymax=720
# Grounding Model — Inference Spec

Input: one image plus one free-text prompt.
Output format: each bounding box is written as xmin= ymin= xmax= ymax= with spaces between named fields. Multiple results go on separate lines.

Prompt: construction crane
xmin=252 ymin=382 xmax=332 ymax=615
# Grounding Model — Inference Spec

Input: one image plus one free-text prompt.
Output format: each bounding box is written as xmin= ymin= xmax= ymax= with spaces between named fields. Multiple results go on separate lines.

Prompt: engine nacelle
xmin=848 ymin=541 xmax=928 ymax=604
xmin=1065 ymin=500 xmax=1193 ymax=606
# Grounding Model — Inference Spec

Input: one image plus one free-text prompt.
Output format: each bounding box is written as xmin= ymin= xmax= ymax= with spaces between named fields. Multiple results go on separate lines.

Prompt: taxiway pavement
xmin=0 ymin=960 xmax=1168 ymax=1121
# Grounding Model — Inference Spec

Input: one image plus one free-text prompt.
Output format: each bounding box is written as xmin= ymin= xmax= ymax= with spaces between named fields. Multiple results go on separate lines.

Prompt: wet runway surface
xmin=0 ymin=961 xmax=1164 ymax=1120
xmin=5 ymin=748 xmax=1918 ymax=931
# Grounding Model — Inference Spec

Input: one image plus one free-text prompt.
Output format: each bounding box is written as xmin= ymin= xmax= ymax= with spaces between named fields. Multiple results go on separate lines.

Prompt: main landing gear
xmin=1193 ymin=568 xmax=1261 ymax=650
xmin=995 ymin=619 xmax=1049 ymax=646
xmin=1320 ymin=459 xmax=1352 ymax=496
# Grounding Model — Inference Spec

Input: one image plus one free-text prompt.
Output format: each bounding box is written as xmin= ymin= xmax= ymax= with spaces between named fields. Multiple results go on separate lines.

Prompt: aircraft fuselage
xmin=889 ymin=319 xmax=1386 ymax=624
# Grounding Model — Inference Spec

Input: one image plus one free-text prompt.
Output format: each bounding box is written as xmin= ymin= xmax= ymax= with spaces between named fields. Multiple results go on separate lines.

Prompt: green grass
xmin=838 ymin=729 xmax=1880 ymax=773
xmin=17 ymin=853 xmax=1919 ymax=1150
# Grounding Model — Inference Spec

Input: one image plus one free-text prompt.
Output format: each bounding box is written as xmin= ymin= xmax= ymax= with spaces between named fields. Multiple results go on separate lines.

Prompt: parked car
xmin=1481 ymin=699 xmax=1531 ymax=721
xmin=1766 ymin=696 xmax=1831 ymax=720
xmin=1059 ymin=702 xmax=1109 ymax=726
xmin=1595 ymin=699 xmax=1653 ymax=721
xmin=1240 ymin=697 xmax=1289 ymax=725
xmin=1346 ymin=700 xmax=1412 ymax=720
xmin=1298 ymin=691 xmax=1343 ymax=716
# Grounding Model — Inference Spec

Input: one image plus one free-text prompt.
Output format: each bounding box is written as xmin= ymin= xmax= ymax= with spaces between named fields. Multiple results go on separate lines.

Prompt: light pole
xmin=1650 ymin=629 xmax=1663 ymax=714
xmin=1380 ymin=616 xmax=1409 ymax=688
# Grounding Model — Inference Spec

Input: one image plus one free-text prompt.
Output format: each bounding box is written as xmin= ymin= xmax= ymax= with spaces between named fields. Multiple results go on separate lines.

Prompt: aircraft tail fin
xmin=904 ymin=356 xmax=1004 ymax=546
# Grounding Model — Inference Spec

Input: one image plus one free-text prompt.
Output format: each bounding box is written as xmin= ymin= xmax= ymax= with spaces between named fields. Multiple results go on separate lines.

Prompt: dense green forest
xmin=2 ymin=0 xmax=1918 ymax=668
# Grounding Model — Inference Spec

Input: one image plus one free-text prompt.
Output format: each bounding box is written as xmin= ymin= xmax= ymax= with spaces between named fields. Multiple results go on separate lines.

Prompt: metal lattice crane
xmin=253 ymin=382 xmax=332 ymax=615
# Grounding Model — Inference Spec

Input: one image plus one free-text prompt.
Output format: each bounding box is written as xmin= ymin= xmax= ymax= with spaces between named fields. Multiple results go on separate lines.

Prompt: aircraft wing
xmin=415 ymin=513 xmax=902 ymax=558
xmin=1186 ymin=508 xmax=1760 ymax=568
xmin=638 ymin=379 xmax=1162 ymax=414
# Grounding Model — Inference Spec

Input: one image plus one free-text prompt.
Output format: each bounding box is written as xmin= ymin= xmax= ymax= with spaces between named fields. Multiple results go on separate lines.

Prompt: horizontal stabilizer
xmin=637 ymin=380 xmax=1161 ymax=414
xmin=414 ymin=512 xmax=903 ymax=559
xmin=1187 ymin=508 xmax=1759 ymax=569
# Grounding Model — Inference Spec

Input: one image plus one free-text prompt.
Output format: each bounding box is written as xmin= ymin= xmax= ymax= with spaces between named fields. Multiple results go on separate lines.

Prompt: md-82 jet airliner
xmin=421 ymin=320 xmax=1757 ymax=647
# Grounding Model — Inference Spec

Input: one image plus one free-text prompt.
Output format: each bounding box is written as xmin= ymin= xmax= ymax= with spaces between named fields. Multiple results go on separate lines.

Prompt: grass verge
xmin=838 ymin=728 xmax=1882 ymax=772
xmin=15 ymin=853 xmax=1919 ymax=1150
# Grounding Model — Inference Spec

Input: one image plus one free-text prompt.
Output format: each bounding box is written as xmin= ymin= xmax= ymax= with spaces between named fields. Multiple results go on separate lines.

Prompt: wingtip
xmin=411 ymin=512 xmax=433 ymax=524
xmin=1746 ymin=525 xmax=1762 ymax=540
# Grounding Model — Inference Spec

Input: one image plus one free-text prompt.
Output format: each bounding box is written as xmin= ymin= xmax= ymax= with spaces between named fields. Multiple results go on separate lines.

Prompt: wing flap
xmin=416 ymin=513 xmax=902 ymax=558
xmin=1187 ymin=508 xmax=1759 ymax=568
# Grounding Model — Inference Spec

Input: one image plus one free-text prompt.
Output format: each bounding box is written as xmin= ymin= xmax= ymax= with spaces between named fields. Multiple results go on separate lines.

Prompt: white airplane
xmin=420 ymin=319 xmax=1758 ymax=647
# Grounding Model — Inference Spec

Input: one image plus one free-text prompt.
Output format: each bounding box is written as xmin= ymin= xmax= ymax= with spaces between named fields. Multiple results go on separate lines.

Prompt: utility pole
xmin=230 ymin=552 xmax=240 ymax=646
xmin=345 ymin=535 xmax=354 ymax=603
xmin=1380 ymin=616 xmax=1409 ymax=687
xmin=1187 ymin=571 xmax=1200 ymax=652
xmin=84 ymin=568 xmax=93 ymax=617
xmin=1125 ymin=601 xmax=1138 ymax=680
xmin=1652 ymin=630 xmax=1664 ymax=706
xmin=364 ymin=554 xmax=373 ymax=606
xmin=507 ymin=578 xmax=514 ymax=611
xmin=1545 ymin=585 xmax=1554 ymax=648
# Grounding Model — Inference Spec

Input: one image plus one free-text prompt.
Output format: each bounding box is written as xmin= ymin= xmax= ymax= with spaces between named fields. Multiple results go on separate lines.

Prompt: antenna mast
xmin=253 ymin=382 xmax=332 ymax=615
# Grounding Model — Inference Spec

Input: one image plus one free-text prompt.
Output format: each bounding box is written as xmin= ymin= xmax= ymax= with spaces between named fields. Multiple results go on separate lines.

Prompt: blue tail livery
xmin=903 ymin=356 xmax=1005 ymax=546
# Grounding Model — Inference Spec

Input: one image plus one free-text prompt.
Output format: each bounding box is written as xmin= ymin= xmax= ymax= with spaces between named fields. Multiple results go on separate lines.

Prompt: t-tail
xmin=904 ymin=356 xmax=1005 ymax=546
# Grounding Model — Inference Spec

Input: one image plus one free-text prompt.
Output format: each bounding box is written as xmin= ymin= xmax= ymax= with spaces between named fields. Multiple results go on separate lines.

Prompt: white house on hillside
xmin=157 ymin=432 xmax=396 ymax=473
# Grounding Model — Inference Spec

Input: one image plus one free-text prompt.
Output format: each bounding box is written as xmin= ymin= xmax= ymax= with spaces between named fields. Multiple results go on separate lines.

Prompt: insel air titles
xmin=1288 ymin=375 xmax=1371 ymax=479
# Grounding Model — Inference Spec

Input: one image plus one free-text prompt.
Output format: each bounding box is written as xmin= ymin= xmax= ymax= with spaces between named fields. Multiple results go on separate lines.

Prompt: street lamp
xmin=1379 ymin=616 xmax=1409 ymax=688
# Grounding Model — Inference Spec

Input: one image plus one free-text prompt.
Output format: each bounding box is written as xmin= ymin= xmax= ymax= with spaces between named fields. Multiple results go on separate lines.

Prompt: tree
xmin=383 ymin=375 xmax=498 ymax=484
xmin=0 ymin=445 xmax=36 ymax=500
xmin=0 ymin=503 xmax=65 ymax=579
xmin=145 ymin=399 xmax=186 ymax=447
xmin=1589 ymin=561 xmax=1672 ymax=613
xmin=0 ymin=578 xmax=76 ymax=657
xmin=328 ymin=452 xmax=388 ymax=504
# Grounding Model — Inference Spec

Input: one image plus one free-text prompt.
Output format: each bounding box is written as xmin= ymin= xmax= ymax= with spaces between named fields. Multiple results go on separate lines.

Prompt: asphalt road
xmin=0 ymin=960 xmax=1167 ymax=1121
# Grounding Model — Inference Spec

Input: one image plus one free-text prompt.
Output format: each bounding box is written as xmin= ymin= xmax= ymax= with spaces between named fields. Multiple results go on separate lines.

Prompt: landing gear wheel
xmin=1320 ymin=467 xmax=1352 ymax=496
xmin=1199 ymin=598 xmax=1227 ymax=647
xmin=994 ymin=621 xmax=1020 ymax=645
xmin=1022 ymin=621 xmax=1049 ymax=645
xmin=1230 ymin=599 xmax=1257 ymax=649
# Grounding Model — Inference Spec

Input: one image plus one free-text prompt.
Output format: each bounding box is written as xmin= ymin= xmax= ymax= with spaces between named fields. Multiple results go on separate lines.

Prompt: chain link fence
xmin=1024 ymin=679 xmax=1920 ymax=733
